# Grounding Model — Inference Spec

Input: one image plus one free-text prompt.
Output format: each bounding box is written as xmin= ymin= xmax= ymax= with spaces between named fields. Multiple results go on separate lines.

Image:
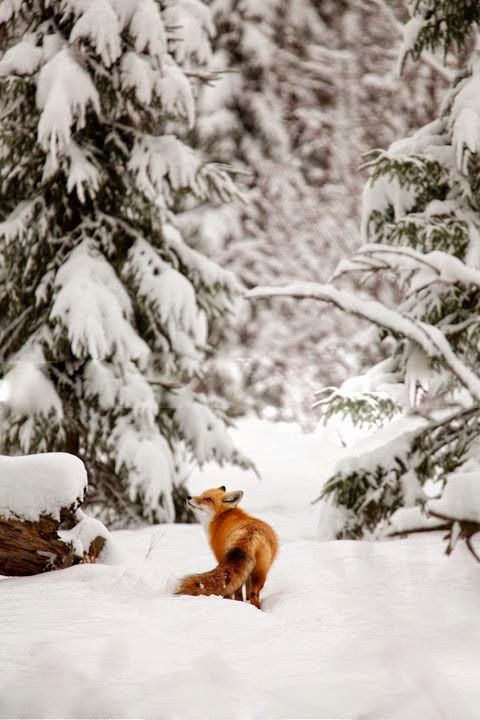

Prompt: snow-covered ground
xmin=1 ymin=419 xmax=479 ymax=719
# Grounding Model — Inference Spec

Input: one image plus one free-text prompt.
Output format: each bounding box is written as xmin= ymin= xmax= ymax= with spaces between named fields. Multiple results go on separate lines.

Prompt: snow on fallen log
xmin=0 ymin=452 xmax=87 ymax=522
xmin=0 ymin=452 xmax=109 ymax=576
xmin=58 ymin=509 xmax=109 ymax=563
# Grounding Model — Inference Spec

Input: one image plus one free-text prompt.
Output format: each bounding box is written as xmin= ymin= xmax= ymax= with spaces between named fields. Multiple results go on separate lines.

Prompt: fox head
xmin=187 ymin=486 xmax=244 ymax=523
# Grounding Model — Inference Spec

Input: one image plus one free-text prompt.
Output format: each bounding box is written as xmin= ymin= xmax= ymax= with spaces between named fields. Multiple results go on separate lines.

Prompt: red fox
xmin=176 ymin=486 xmax=278 ymax=609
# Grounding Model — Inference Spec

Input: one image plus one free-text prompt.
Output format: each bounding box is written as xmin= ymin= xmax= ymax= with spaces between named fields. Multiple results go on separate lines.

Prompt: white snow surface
xmin=0 ymin=452 xmax=87 ymax=521
xmin=427 ymin=457 xmax=480 ymax=523
xmin=1 ymin=419 xmax=478 ymax=719
xmin=386 ymin=506 xmax=446 ymax=535
xmin=1 ymin=529 xmax=479 ymax=718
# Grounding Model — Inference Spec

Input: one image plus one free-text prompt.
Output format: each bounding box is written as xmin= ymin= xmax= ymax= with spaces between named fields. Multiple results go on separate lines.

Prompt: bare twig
xmin=145 ymin=529 xmax=167 ymax=562
xmin=386 ymin=523 xmax=450 ymax=538
xmin=466 ymin=536 xmax=480 ymax=563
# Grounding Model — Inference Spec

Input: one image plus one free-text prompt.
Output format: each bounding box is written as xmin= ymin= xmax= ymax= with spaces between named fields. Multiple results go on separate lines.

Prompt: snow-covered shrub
xmin=0 ymin=0 xmax=250 ymax=526
xmin=249 ymin=2 xmax=480 ymax=541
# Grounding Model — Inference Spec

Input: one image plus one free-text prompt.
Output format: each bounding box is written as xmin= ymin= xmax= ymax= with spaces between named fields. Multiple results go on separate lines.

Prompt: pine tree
xmin=181 ymin=0 xmax=342 ymax=423
xmin=180 ymin=0 xmax=447 ymax=425
xmin=0 ymin=0 xmax=249 ymax=526
xmin=249 ymin=1 xmax=480 ymax=546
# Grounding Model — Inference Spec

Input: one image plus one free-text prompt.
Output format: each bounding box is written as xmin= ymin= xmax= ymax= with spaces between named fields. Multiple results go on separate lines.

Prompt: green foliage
xmin=321 ymin=459 xmax=406 ymax=539
xmin=404 ymin=0 xmax=480 ymax=59
xmin=319 ymin=0 xmax=480 ymax=538
xmin=411 ymin=407 xmax=480 ymax=482
xmin=0 ymin=1 xmax=247 ymax=526
xmin=316 ymin=387 xmax=400 ymax=428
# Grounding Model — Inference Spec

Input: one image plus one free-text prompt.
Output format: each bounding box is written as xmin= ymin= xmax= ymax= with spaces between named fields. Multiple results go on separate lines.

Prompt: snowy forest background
xmin=1 ymin=0 xmax=480 ymax=558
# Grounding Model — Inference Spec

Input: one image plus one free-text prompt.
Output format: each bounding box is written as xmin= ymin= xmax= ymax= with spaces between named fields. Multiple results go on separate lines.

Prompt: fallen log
xmin=0 ymin=452 xmax=109 ymax=576
xmin=0 ymin=513 xmax=75 ymax=575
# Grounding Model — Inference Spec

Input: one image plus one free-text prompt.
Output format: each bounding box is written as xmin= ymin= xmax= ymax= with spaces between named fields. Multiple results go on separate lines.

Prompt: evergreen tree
xmin=249 ymin=1 xmax=480 ymax=547
xmin=0 ymin=0 xmax=249 ymax=526
xmin=181 ymin=0 xmax=447 ymax=424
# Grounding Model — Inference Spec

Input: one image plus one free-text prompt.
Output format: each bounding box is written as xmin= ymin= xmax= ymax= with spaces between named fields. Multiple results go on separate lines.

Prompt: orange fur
xmin=176 ymin=487 xmax=278 ymax=609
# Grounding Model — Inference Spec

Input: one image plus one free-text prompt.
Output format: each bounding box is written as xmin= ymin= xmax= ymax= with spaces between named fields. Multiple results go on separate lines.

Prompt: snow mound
xmin=386 ymin=506 xmax=446 ymax=535
xmin=427 ymin=458 xmax=480 ymax=523
xmin=333 ymin=414 xmax=427 ymax=476
xmin=58 ymin=509 xmax=110 ymax=558
xmin=0 ymin=453 xmax=87 ymax=522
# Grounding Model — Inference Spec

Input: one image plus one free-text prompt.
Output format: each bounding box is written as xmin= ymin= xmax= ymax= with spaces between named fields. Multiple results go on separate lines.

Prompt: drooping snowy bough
xmin=0 ymin=0 xmax=251 ymax=526
xmin=0 ymin=453 xmax=109 ymax=576
xmin=187 ymin=0 xmax=446 ymax=425
xmin=248 ymin=2 xmax=480 ymax=551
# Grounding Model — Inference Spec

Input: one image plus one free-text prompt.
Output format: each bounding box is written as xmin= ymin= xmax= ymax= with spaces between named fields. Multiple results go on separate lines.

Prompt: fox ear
xmin=218 ymin=485 xmax=226 ymax=492
xmin=223 ymin=490 xmax=243 ymax=507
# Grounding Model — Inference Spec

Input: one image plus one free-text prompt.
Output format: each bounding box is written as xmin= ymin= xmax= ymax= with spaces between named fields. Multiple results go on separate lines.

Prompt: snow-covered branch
xmin=247 ymin=282 xmax=480 ymax=401
xmin=334 ymin=244 xmax=480 ymax=286
xmin=361 ymin=0 xmax=455 ymax=83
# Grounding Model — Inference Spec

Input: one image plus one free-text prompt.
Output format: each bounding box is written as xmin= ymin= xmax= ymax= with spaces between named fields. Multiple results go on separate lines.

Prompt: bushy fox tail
xmin=176 ymin=547 xmax=255 ymax=598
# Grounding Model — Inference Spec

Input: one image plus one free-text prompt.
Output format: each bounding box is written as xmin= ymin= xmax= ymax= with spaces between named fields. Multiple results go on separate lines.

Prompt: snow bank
xmin=0 ymin=452 xmax=87 ymax=522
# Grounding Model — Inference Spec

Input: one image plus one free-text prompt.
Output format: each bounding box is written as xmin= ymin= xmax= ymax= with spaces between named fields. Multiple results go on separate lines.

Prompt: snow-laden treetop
xmin=0 ymin=0 xmax=246 ymax=524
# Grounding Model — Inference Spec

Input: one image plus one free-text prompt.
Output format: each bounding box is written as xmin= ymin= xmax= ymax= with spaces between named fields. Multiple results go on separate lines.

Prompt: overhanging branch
xmin=246 ymin=282 xmax=480 ymax=402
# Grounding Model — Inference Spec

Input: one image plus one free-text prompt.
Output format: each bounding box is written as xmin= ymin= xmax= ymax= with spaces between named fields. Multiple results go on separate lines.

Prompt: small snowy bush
xmin=0 ymin=0 xmax=250 ymax=525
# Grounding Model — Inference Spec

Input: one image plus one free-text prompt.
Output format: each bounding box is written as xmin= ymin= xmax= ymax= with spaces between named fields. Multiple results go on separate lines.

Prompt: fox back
xmin=176 ymin=486 xmax=278 ymax=609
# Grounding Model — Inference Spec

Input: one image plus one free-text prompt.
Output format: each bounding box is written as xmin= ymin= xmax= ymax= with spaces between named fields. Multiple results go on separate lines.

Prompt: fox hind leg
xmin=248 ymin=569 xmax=267 ymax=610
xmin=234 ymin=585 xmax=244 ymax=601
xmin=228 ymin=585 xmax=244 ymax=601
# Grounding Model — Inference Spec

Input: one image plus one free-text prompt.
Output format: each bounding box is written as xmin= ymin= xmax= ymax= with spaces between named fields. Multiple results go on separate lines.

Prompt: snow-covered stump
xmin=0 ymin=453 xmax=108 ymax=576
